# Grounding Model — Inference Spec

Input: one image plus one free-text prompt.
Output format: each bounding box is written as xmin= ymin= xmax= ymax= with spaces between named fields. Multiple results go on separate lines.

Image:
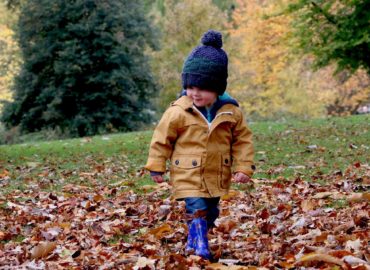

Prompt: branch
xmin=310 ymin=1 xmax=337 ymax=24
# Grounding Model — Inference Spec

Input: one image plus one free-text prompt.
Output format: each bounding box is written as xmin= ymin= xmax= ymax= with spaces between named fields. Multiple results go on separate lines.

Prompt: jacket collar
xmin=172 ymin=96 xmax=193 ymax=111
xmin=172 ymin=95 xmax=237 ymax=114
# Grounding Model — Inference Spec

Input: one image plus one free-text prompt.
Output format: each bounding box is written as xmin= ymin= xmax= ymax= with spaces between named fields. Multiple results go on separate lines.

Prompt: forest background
xmin=0 ymin=0 xmax=369 ymax=142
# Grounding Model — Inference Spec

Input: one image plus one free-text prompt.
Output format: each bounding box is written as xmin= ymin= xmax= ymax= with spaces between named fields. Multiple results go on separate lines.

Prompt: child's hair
xmin=182 ymin=30 xmax=228 ymax=96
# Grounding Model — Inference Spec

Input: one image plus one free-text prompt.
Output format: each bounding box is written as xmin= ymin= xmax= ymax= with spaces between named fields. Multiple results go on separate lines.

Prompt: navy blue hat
xmin=182 ymin=30 xmax=228 ymax=95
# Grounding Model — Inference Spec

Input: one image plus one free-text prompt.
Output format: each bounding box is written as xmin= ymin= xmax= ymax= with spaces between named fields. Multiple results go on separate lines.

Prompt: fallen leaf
xmin=101 ymin=222 xmax=111 ymax=233
xmin=301 ymin=200 xmax=315 ymax=212
xmin=353 ymin=212 xmax=369 ymax=228
xmin=41 ymin=227 xmax=62 ymax=240
xmin=0 ymin=231 xmax=5 ymax=241
xmin=345 ymin=239 xmax=362 ymax=253
xmin=158 ymin=205 xmax=171 ymax=218
xmin=148 ymin=224 xmax=173 ymax=238
xmin=31 ymin=241 xmax=57 ymax=259
xmin=206 ymin=263 xmax=263 ymax=270
xmin=23 ymin=261 xmax=45 ymax=269
xmin=93 ymin=194 xmax=104 ymax=202
xmin=288 ymin=228 xmax=321 ymax=241
xmin=277 ymin=261 xmax=295 ymax=269
xmin=80 ymin=200 xmax=91 ymax=209
xmin=296 ymin=253 xmax=346 ymax=268
xmin=328 ymin=250 xmax=354 ymax=260
xmin=258 ymin=208 xmax=270 ymax=220
xmin=133 ymin=257 xmax=156 ymax=270
xmin=312 ymin=192 xmax=338 ymax=199
xmin=343 ymin=255 xmax=370 ymax=268
xmin=348 ymin=193 xmax=370 ymax=202
xmin=312 ymin=192 xmax=332 ymax=199
xmin=0 ymin=170 xmax=9 ymax=178
xmin=289 ymin=217 xmax=307 ymax=230
xmin=218 ymin=259 xmax=240 ymax=265
xmin=333 ymin=220 xmax=355 ymax=233
xmin=217 ymin=219 xmax=237 ymax=233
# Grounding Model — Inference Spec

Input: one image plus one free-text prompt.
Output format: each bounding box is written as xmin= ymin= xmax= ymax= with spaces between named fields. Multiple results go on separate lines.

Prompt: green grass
xmin=107 ymin=234 xmax=133 ymax=244
xmin=0 ymin=131 xmax=154 ymax=194
xmin=0 ymin=114 xmax=369 ymax=194
xmin=251 ymin=115 xmax=369 ymax=180
xmin=327 ymin=199 xmax=349 ymax=209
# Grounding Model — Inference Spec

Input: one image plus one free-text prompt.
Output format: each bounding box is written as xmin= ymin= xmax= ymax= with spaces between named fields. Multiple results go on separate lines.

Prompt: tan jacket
xmin=145 ymin=96 xmax=254 ymax=199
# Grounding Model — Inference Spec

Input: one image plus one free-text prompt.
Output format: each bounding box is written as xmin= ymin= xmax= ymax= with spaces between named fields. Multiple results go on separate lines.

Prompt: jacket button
xmin=192 ymin=160 xmax=197 ymax=166
xmin=225 ymin=158 xmax=229 ymax=164
xmin=175 ymin=160 xmax=179 ymax=165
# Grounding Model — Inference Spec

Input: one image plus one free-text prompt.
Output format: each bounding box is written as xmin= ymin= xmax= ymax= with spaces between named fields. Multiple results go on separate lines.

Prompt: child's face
xmin=186 ymin=86 xmax=217 ymax=108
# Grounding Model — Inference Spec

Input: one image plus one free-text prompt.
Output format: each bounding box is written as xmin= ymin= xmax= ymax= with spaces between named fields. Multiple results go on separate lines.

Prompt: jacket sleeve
xmin=145 ymin=107 xmax=179 ymax=173
xmin=231 ymin=110 xmax=255 ymax=177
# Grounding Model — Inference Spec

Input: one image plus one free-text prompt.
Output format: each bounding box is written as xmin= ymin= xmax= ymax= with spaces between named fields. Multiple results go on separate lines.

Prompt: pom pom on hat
xmin=201 ymin=30 xmax=223 ymax=48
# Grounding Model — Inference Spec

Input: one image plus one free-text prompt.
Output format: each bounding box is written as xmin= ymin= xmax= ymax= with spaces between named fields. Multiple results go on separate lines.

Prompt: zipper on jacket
xmin=193 ymin=105 xmax=211 ymax=129
xmin=192 ymin=105 xmax=233 ymax=130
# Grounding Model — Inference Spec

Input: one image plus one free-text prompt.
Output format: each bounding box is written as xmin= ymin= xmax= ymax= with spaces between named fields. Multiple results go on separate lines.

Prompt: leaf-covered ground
xmin=0 ymin=115 xmax=369 ymax=269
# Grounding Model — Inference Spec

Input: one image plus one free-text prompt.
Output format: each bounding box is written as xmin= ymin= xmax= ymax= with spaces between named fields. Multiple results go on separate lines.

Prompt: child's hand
xmin=152 ymin=174 xmax=165 ymax=184
xmin=234 ymin=172 xmax=251 ymax=183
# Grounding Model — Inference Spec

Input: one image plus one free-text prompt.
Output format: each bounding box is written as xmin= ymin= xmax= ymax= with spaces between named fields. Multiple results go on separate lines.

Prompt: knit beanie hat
xmin=182 ymin=30 xmax=228 ymax=95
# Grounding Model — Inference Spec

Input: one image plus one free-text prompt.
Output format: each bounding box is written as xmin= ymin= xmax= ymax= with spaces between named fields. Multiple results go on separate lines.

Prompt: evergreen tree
xmin=1 ymin=0 xmax=158 ymax=136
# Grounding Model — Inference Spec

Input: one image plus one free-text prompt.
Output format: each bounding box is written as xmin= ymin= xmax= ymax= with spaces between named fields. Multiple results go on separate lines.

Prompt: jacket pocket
xmin=220 ymin=154 xmax=232 ymax=189
xmin=170 ymin=155 xmax=202 ymax=190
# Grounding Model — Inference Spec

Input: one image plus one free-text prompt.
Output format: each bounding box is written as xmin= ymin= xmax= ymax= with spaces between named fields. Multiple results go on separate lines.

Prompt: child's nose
xmin=193 ymin=88 xmax=201 ymax=95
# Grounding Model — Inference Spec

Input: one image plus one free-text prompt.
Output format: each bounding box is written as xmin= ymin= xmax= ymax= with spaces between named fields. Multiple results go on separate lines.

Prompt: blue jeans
xmin=185 ymin=197 xmax=220 ymax=229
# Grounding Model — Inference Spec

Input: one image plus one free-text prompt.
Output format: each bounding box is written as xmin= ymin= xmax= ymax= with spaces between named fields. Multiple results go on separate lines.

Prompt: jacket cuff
xmin=234 ymin=164 xmax=256 ymax=177
xmin=145 ymin=158 xmax=166 ymax=172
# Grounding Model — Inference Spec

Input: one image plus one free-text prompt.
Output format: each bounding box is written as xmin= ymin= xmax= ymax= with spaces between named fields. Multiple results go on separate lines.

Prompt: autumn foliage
xmin=226 ymin=0 xmax=370 ymax=119
xmin=0 ymin=169 xmax=369 ymax=268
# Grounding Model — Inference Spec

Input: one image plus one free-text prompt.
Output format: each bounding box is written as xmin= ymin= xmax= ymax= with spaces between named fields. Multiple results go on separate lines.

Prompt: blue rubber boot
xmin=193 ymin=218 xmax=212 ymax=260
xmin=185 ymin=221 xmax=196 ymax=254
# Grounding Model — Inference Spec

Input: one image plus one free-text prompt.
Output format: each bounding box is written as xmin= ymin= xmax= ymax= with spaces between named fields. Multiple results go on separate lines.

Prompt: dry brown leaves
xmin=0 ymin=165 xmax=369 ymax=269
